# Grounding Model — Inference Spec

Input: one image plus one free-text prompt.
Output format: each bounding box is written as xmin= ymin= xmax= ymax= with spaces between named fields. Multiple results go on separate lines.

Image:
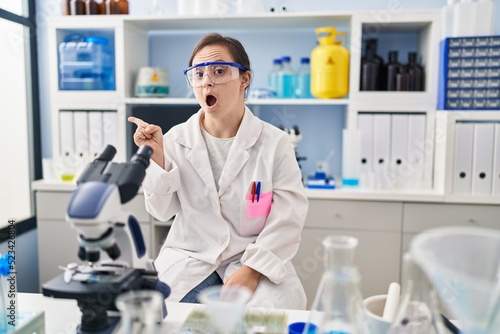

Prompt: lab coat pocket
xmin=239 ymin=191 xmax=272 ymax=236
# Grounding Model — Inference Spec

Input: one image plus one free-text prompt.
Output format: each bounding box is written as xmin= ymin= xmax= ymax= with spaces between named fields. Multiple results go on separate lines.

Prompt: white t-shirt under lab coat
xmin=142 ymin=106 xmax=309 ymax=309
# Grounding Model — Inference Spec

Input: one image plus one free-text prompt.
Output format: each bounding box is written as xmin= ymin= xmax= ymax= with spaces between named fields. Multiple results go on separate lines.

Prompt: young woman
xmin=128 ymin=33 xmax=308 ymax=309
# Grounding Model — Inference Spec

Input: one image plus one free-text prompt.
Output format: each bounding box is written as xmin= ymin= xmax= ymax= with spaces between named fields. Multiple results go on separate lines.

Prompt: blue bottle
xmin=295 ymin=57 xmax=313 ymax=98
xmin=268 ymin=58 xmax=282 ymax=98
xmin=278 ymin=56 xmax=295 ymax=98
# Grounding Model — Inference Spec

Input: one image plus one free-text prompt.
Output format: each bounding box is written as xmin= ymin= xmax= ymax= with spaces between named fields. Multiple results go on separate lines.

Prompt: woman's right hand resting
xmin=128 ymin=116 xmax=165 ymax=169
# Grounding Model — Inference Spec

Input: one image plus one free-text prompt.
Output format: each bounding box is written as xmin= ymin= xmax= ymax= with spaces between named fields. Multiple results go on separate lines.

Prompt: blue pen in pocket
xmin=256 ymin=181 xmax=261 ymax=202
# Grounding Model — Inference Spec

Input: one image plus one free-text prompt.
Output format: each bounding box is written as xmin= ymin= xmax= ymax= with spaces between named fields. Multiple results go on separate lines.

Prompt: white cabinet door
xmin=294 ymin=199 xmax=403 ymax=309
xmin=293 ymin=228 xmax=401 ymax=309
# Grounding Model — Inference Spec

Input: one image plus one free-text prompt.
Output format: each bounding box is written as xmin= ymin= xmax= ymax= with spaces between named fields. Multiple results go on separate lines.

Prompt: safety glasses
xmin=183 ymin=61 xmax=247 ymax=87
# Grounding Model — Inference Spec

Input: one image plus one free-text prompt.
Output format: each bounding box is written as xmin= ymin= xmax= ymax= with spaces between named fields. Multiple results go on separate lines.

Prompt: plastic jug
xmin=311 ymin=26 xmax=349 ymax=99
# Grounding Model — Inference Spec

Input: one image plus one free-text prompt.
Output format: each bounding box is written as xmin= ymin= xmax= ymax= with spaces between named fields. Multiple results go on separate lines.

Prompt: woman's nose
xmin=201 ymin=73 xmax=214 ymax=87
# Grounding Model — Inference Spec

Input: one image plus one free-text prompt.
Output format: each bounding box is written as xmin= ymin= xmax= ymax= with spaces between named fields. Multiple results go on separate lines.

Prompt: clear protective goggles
xmin=183 ymin=61 xmax=247 ymax=87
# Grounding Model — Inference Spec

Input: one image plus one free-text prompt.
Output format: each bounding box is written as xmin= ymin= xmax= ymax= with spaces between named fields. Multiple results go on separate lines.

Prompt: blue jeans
xmin=179 ymin=271 xmax=223 ymax=303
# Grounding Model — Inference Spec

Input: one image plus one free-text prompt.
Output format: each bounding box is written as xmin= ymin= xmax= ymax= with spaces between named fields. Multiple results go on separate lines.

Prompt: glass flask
xmin=389 ymin=253 xmax=446 ymax=334
xmin=304 ymin=235 xmax=367 ymax=334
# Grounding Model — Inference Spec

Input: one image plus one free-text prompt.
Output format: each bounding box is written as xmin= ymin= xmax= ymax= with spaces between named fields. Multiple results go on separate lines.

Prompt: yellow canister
xmin=311 ymin=27 xmax=350 ymax=99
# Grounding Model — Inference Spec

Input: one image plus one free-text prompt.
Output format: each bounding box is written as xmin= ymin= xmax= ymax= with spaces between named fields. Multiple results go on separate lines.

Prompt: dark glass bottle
xmin=70 ymin=0 xmax=86 ymax=15
xmin=117 ymin=0 xmax=129 ymax=14
xmin=95 ymin=0 xmax=106 ymax=14
xmin=386 ymin=51 xmax=401 ymax=91
xmin=407 ymin=52 xmax=424 ymax=91
xmin=396 ymin=65 xmax=410 ymax=91
xmin=85 ymin=0 xmax=97 ymax=14
xmin=360 ymin=39 xmax=382 ymax=91
xmin=63 ymin=0 xmax=71 ymax=15
xmin=106 ymin=0 xmax=117 ymax=14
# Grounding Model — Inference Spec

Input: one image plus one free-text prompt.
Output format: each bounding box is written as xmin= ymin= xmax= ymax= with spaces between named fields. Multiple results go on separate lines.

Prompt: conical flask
xmin=389 ymin=253 xmax=446 ymax=334
xmin=304 ymin=235 xmax=366 ymax=334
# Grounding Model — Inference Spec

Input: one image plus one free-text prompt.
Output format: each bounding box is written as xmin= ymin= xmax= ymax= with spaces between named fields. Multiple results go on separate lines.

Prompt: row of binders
xmin=453 ymin=121 xmax=500 ymax=196
xmin=59 ymin=110 xmax=118 ymax=160
xmin=357 ymin=113 xmax=428 ymax=191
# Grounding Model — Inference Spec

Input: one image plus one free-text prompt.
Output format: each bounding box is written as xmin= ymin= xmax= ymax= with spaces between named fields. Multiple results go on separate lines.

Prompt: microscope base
xmin=42 ymin=268 xmax=167 ymax=333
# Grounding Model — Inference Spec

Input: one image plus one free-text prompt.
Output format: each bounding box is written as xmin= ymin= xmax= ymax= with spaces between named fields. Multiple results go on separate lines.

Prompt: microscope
xmin=42 ymin=145 xmax=170 ymax=334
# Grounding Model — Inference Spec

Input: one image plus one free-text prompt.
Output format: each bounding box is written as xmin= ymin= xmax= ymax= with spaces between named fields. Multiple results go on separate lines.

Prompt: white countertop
xmin=19 ymin=293 xmax=310 ymax=334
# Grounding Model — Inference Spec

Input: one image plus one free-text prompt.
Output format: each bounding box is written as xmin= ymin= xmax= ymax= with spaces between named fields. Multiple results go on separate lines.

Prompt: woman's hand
xmin=128 ymin=116 xmax=165 ymax=169
xmin=224 ymin=266 xmax=261 ymax=294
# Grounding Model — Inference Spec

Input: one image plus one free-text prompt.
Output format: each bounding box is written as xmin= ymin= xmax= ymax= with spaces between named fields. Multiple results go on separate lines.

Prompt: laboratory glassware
xmin=115 ymin=290 xmax=164 ymax=334
xmin=268 ymin=58 xmax=282 ymax=97
xmin=295 ymin=57 xmax=313 ymax=98
xmin=198 ymin=285 xmax=252 ymax=334
xmin=304 ymin=235 xmax=366 ymax=334
xmin=411 ymin=226 xmax=500 ymax=334
xmin=277 ymin=56 xmax=295 ymax=98
xmin=360 ymin=39 xmax=383 ymax=91
xmin=407 ymin=52 xmax=424 ymax=91
xmin=389 ymin=252 xmax=445 ymax=334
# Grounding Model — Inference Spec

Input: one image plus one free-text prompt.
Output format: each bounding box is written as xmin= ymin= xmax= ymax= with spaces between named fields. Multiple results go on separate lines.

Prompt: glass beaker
xmin=198 ymin=285 xmax=251 ymax=334
xmin=304 ymin=235 xmax=366 ymax=334
xmin=115 ymin=290 xmax=164 ymax=334
xmin=389 ymin=253 xmax=445 ymax=334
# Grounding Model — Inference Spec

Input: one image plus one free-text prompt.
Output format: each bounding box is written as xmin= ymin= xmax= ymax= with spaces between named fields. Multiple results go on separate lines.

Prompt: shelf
xmin=124 ymin=97 xmax=349 ymax=106
xmin=124 ymin=12 xmax=352 ymax=31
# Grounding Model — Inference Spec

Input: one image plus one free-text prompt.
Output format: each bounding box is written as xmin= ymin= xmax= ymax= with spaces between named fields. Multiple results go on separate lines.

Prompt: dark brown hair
xmin=188 ymin=33 xmax=251 ymax=73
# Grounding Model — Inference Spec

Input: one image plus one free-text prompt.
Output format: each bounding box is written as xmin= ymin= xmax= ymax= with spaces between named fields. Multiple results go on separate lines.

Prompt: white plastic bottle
xmin=268 ymin=58 xmax=282 ymax=98
xmin=475 ymin=0 xmax=495 ymax=36
xmin=277 ymin=56 xmax=295 ymax=98
xmin=295 ymin=57 xmax=313 ymax=98
xmin=441 ymin=0 xmax=455 ymax=39
xmin=452 ymin=0 xmax=476 ymax=37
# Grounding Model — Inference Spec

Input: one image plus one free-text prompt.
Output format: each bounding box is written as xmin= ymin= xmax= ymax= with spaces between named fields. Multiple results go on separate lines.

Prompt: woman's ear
xmin=240 ymin=71 xmax=252 ymax=90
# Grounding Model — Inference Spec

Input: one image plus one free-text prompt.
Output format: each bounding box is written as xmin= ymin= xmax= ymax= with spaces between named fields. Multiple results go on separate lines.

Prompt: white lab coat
xmin=142 ymin=106 xmax=308 ymax=309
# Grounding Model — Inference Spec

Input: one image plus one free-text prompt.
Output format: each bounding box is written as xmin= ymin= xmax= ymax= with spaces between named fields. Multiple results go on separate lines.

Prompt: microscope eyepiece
xmin=87 ymin=250 xmax=100 ymax=263
xmin=131 ymin=145 xmax=153 ymax=169
xmin=105 ymin=243 xmax=121 ymax=260
xmin=96 ymin=145 xmax=117 ymax=162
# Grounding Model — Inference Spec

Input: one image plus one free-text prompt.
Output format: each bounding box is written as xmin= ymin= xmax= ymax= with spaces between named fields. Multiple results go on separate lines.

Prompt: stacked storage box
xmin=438 ymin=36 xmax=500 ymax=110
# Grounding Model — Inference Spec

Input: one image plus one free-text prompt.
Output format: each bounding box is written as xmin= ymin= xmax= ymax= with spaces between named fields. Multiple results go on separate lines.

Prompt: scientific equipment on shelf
xmin=279 ymin=125 xmax=306 ymax=170
xmin=311 ymin=26 xmax=349 ymax=99
xmin=438 ymin=35 xmax=500 ymax=110
xmin=360 ymin=39 xmax=384 ymax=91
xmin=295 ymin=57 xmax=313 ymax=98
xmin=135 ymin=67 xmax=170 ymax=97
xmin=407 ymin=52 xmax=424 ymax=92
xmin=304 ymin=235 xmax=366 ymax=333
xmin=268 ymin=58 xmax=282 ymax=97
xmin=386 ymin=51 xmax=402 ymax=92
xmin=42 ymin=145 xmax=170 ymax=334
xmin=411 ymin=226 xmax=500 ymax=334
xmin=58 ymin=34 xmax=115 ymax=90
xmin=306 ymin=160 xmax=335 ymax=189
xmin=65 ymin=0 xmax=129 ymax=15
xmin=342 ymin=128 xmax=360 ymax=187
xmin=277 ymin=56 xmax=295 ymax=98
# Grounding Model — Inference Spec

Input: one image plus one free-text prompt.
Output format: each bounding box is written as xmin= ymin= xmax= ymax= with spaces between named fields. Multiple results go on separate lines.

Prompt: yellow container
xmin=311 ymin=27 xmax=350 ymax=99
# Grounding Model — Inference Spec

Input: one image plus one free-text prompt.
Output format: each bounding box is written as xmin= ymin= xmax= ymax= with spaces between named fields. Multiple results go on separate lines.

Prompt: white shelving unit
xmin=39 ymin=10 xmax=500 ymax=303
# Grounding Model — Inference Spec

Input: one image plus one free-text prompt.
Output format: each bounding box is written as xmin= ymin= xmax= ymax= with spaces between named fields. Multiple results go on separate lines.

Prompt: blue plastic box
xmin=58 ymin=35 xmax=115 ymax=91
xmin=437 ymin=35 xmax=500 ymax=110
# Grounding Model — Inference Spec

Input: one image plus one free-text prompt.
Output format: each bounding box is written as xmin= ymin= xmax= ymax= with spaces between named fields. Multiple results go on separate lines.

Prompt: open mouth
xmin=206 ymin=95 xmax=217 ymax=107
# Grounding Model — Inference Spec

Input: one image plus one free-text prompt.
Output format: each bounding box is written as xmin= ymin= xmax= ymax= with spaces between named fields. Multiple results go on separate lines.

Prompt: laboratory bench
xmin=19 ymin=292 xmax=311 ymax=334
xmin=32 ymin=179 xmax=500 ymax=309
